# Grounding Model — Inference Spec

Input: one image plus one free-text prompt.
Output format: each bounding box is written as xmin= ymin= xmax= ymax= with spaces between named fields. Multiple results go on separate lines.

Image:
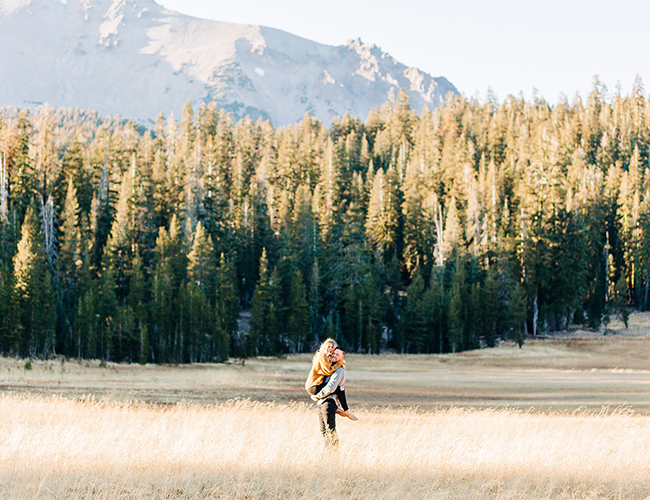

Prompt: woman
xmin=305 ymin=338 xmax=340 ymax=392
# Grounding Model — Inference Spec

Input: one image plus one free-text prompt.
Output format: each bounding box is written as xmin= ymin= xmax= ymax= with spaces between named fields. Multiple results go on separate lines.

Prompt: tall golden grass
xmin=2 ymin=394 xmax=650 ymax=499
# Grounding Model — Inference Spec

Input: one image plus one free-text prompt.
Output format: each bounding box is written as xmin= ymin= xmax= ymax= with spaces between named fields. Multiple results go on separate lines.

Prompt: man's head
xmin=330 ymin=348 xmax=345 ymax=363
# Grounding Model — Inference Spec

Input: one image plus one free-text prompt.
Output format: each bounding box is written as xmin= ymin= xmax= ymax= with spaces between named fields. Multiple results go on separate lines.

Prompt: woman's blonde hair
xmin=317 ymin=338 xmax=338 ymax=356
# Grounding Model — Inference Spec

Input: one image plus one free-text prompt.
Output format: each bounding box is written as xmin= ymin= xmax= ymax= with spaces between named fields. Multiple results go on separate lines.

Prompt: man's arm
xmin=313 ymin=367 xmax=346 ymax=400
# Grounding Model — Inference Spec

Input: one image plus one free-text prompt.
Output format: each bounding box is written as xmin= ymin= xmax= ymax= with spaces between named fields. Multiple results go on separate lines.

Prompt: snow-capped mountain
xmin=0 ymin=0 xmax=457 ymax=127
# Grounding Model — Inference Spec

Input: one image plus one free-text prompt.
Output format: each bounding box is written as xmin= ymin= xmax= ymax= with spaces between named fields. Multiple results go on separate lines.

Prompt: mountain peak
xmin=0 ymin=0 xmax=457 ymax=126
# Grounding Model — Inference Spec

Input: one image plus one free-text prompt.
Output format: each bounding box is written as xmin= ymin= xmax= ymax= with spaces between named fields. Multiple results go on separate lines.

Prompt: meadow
xmin=2 ymin=314 xmax=650 ymax=499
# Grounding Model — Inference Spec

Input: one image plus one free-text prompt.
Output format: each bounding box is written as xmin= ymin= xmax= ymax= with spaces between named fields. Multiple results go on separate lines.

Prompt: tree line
xmin=0 ymin=77 xmax=647 ymax=362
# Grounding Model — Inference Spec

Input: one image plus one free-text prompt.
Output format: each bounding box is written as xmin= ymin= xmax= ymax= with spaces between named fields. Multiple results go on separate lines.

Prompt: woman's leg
xmin=313 ymin=367 xmax=346 ymax=400
xmin=307 ymin=381 xmax=326 ymax=396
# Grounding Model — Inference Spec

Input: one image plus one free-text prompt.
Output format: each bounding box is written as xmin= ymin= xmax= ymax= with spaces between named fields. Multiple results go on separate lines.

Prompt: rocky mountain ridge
xmin=0 ymin=0 xmax=457 ymax=126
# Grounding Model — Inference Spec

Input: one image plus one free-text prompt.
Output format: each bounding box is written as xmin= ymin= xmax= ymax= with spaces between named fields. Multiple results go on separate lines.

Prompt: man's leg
xmin=318 ymin=398 xmax=339 ymax=446
xmin=333 ymin=387 xmax=348 ymax=411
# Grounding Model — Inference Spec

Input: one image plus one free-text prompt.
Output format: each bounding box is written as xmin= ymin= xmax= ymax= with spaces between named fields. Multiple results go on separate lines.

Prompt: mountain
xmin=0 ymin=0 xmax=457 ymax=127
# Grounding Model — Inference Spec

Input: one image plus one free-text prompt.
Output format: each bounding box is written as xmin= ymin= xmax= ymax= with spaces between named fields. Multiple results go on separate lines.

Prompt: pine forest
xmin=1 ymin=78 xmax=649 ymax=363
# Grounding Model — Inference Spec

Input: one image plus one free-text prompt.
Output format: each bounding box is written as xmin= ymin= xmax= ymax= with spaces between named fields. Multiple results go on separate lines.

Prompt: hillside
xmin=0 ymin=0 xmax=456 ymax=126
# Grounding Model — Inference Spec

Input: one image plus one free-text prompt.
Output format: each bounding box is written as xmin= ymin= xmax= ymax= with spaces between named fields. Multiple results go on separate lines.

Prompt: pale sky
xmin=157 ymin=0 xmax=649 ymax=105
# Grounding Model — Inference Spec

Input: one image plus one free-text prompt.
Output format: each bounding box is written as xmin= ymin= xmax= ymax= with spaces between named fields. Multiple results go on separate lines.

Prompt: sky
xmin=156 ymin=0 xmax=649 ymax=105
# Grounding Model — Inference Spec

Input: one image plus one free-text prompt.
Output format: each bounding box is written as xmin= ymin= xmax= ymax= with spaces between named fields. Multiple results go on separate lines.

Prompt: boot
xmin=337 ymin=409 xmax=358 ymax=421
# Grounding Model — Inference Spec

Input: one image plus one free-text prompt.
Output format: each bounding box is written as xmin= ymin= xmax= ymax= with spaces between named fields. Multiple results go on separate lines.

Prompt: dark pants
xmin=317 ymin=398 xmax=339 ymax=446
xmin=307 ymin=379 xmax=347 ymax=446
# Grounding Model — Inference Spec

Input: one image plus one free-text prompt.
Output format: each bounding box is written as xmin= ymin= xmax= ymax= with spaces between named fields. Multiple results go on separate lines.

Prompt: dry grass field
xmin=3 ymin=312 xmax=650 ymax=499
xmin=2 ymin=396 xmax=650 ymax=499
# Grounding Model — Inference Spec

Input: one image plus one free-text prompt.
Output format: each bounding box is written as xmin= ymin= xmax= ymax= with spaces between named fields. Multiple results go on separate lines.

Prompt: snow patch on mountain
xmin=1 ymin=0 xmax=30 ymax=16
xmin=0 ymin=0 xmax=457 ymax=126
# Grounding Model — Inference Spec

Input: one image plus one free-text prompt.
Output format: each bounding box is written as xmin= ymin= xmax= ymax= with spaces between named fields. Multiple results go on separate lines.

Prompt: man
xmin=311 ymin=348 xmax=358 ymax=446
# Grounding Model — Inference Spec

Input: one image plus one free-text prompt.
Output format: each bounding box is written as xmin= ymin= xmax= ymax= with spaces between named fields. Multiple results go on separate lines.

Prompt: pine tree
xmin=365 ymin=166 xmax=400 ymax=259
xmin=104 ymin=169 xmax=134 ymax=301
xmin=187 ymin=221 xmax=216 ymax=301
xmin=214 ymin=253 xmax=237 ymax=360
xmin=448 ymin=255 xmax=466 ymax=353
xmin=248 ymin=249 xmax=276 ymax=356
xmin=0 ymin=262 xmax=21 ymax=354
xmin=287 ymin=270 xmax=309 ymax=353
xmin=482 ymin=267 xmax=500 ymax=347
xmin=506 ymin=282 xmax=527 ymax=348
xmin=442 ymin=196 xmax=463 ymax=261
xmin=149 ymin=219 xmax=186 ymax=362
xmin=7 ymin=111 xmax=35 ymax=218
xmin=308 ymin=259 xmax=322 ymax=349
xmin=128 ymin=250 xmax=149 ymax=363
xmin=74 ymin=286 xmax=96 ymax=359
xmin=425 ymin=265 xmax=448 ymax=353
xmin=13 ymin=204 xmax=56 ymax=358
xmin=150 ymin=258 xmax=174 ymax=363
xmin=96 ymin=267 xmax=118 ymax=361
xmin=57 ymin=177 xmax=82 ymax=354
xmin=180 ymin=281 xmax=213 ymax=363
xmin=72 ymin=225 xmax=94 ymax=358
xmin=399 ymin=272 xmax=427 ymax=352
xmin=90 ymin=142 xmax=114 ymax=274
xmin=613 ymin=273 xmax=630 ymax=329
xmin=113 ymin=303 xmax=135 ymax=362
xmin=268 ymin=250 xmax=293 ymax=352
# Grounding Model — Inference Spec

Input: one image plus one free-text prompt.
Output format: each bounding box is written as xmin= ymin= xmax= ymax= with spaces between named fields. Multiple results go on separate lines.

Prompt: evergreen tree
xmin=0 ymin=262 xmax=21 ymax=354
xmin=613 ymin=273 xmax=630 ymax=329
xmin=104 ymin=169 xmax=134 ymax=301
xmin=448 ymin=255 xmax=466 ymax=353
xmin=215 ymin=253 xmax=237 ymax=360
xmin=74 ymin=286 xmax=96 ymax=359
xmin=128 ymin=250 xmax=149 ymax=363
xmin=57 ymin=177 xmax=82 ymax=354
xmin=507 ymin=282 xmax=527 ymax=347
xmin=13 ymin=204 xmax=56 ymax=358
xmin=482 ymin=267 xmax=500 ymax=347
xmin=187 ymin=221 xmax=216 ymax=301
xmin=150 ymin=258 xmax=174 ymax=362
xmin=365 ymin=166 xmax=400 ymax=259
xmin=287 ymin=270 xmax=309 ymax=353
xmin=399 ymin=272 xmax=428 ymax=352
xmin=7 ymin=111 xmax=35 ymax=217
xmin=248 ymin=249 xmax=277 ymax=356
xmin=425 ymin=266 xmax=448 ymax=354
xmin=180 ymin=281 xmax=213 ymax=363
xmin=96 ymin=267 xmax=118 ymax=360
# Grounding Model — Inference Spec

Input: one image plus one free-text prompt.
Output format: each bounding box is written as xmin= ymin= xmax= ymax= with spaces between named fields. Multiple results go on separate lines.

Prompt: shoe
xmin=339 ymin=409 xmax=358 ymax=421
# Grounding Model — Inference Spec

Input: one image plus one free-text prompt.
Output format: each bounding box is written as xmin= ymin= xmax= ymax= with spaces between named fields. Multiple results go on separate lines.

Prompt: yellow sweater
xmin=305 ymin=351 xmax=345 ymax=389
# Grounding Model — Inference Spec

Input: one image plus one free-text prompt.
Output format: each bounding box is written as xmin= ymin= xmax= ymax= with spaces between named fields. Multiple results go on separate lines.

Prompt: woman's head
xmin=318 ymin=338 xmax=338 ymax=356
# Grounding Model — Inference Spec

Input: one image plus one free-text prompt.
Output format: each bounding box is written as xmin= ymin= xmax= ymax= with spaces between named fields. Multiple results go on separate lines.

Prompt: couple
xmin=305 ymin=338 xmax=358 ymax=446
